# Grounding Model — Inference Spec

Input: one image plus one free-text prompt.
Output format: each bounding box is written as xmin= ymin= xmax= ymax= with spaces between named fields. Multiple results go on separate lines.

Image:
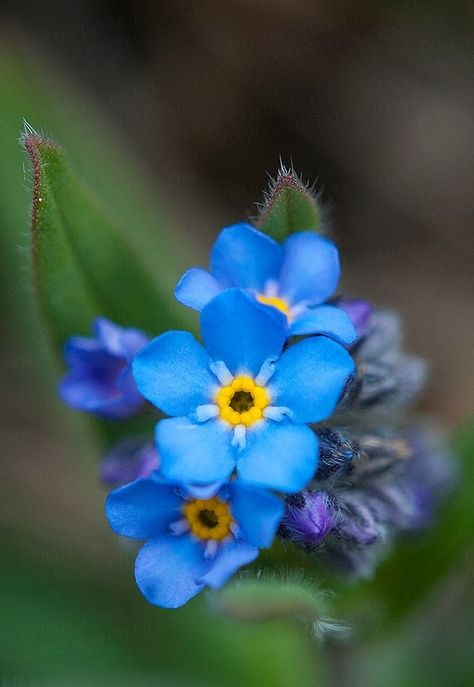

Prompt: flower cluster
xmin=60 ymin=218 xmax=452 ymax=607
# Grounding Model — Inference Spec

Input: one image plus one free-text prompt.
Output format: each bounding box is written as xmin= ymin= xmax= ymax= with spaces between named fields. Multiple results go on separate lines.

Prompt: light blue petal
xmin=94 ymin=317 xmax=148 ymax=360
xmin=198 ymin=539 xmax=258 ymax=589
xmin=279 ymin=232 xmax=340 ymax=305
xmin=269 ymin=336 xmax=355 ymax=424
xmin=229 ymin=482 xmax=284 ymax=547
xmin=290 ymin=305 xmax=357 ymax=344
xmin=210 ymin=222 xmax=282 ymax=289
xmin=200 ymin=289 xmax=287 ymax=375
xmin=135 ymin=534 xmax=209 ymax=608
xmin=105 ymin=478 xmax=182 ymax=540
xmin=237 ymin=421 xmax=318 ymax=493
xmin=132 ymin=331 xmax=215 ymax=416
xmin=175 ymin=268 xmax=222 ymax=312
xmin=156 ymin=417 xmax=235 ymax=484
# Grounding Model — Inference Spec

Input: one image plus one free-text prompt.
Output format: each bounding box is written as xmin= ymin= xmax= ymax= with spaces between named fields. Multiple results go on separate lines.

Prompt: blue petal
xmin=200 ymin=289 xmax=287 ymax=375
xmin=198 ymin=539 xmax=258 ymax=589
xmin=132 ymin=331 xmax=216 ymax=416
xmin=135 ymin=534 xmax=209 ymax=608
xmin=229 ymin=482 xmax=284 ymax=547
xmin=237 ymin=421 xmax=318 ymax=492
xmin=105 ymin=478 xmax=182 ymax=540
xmin=156 ymin=417 xmax=235 ymax=484
xmin=94 ymin=318 xmax=148 ymax=360
xmin=175 ymin=268 xmax=223 ymax=312
xmin=269 ymin=337 xmax=355 ymax=424
xmin=210 ymin=222 xmax=282 ymax=289
xmin=279 ymin=232 xmax=340 ymax=305
xmin=290 ymin=305 xmax=357 ymax=344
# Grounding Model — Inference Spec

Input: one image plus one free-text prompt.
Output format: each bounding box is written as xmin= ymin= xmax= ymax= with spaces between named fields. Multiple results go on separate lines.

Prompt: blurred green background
xmin=0 ymin=2 xmax=473 ymax=685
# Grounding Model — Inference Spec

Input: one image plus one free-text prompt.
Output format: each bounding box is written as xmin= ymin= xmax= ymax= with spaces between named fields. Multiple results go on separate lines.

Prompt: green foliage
xmin=215 ymin=571 xmax=349 ymax=644
xmin=0 ymin=529 xmax=316 ymax=686
xmin=21 ymin=126 xmax=178 ymax=349
xmin=256 ymin=165 xmax=325 ymax=241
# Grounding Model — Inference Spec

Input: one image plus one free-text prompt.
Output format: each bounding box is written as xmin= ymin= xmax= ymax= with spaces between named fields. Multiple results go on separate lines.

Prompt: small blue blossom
xmin=175 ymin=223 xmax=356 ymax=344
xmin=100 ymin=438 xmax=159 ymax=488
xmin=132 ymin=289 xmax=355 ymax=493
xmin=59 ymin=317 xmax=149 ymax=419
xmin=106 ymin=475 xmax=284 ymax=608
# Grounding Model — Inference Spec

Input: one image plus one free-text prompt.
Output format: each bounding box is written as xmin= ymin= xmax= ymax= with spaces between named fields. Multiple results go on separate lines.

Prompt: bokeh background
xmin=1 ymin=2 xmax=473 ymax=685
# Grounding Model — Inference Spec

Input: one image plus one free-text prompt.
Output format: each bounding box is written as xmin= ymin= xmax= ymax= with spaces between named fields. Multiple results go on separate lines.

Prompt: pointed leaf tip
xmin=256 ymin=164 xmax=326 ymax=242
xmin=21 ymin=129 xmax=178 ymax=351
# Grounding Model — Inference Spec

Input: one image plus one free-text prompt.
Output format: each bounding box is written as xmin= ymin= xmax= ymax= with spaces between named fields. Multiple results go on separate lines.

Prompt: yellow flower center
xmin=215 ymin=375 xmax=270 ymax=426
xmin=256 ymin=294 xmax=290 ymax=317
xmin=183 ymin=497 xmax=233 ymax=540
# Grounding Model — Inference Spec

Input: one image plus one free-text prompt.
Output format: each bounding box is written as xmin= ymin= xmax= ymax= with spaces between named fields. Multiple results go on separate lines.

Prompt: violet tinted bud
xmin=280 ymin=491 xmax=338 ymax=547
xmin=335 ymin=298 xmax=373 ymax=341
xmin=59 ymin=318 xmax=149 ymax=419
xmin=99 ymin=438 xmax=159 ymax=488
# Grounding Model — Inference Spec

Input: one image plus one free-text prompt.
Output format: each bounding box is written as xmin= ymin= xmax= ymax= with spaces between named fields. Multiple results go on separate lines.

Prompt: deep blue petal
xmin=237 ymin=421 xmax=318 ymax=492
xmin=198 ymin=539 xmax=258 ymax=589
xmin=279 ymin=232 xmax=340 ymax=305
xmin=269 ymin=336 xmax=355 ymax=424
xmin=290 ymin=305 xmax=357 ymax=344
xmin=156 ymin=417 xmax=235 ymax=484
xmin=210 ymin=222 xmax=282 ymax=289
xmin=229 ymin=482 xmax=284 ymax=547
xmin=105 ymin=478 xmax=182 ymax=540
xmin=132 ymin=331 xmax=216 ymax=416
xmin=200 ymin=289 xmax=287 ymax=375
xmin=175 ymin=268 xmax=223 ymax=312
xmin=135 ymin=534 xmax=209 ymax=608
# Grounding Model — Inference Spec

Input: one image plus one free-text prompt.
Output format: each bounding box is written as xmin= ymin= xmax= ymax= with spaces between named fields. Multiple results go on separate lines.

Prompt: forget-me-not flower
xmin=59 ymin=317 xmax=148 ymax=419
xmin=175 ymin=223 xmax=356 ymax=344
xmin=132 ymin=289 xmax=355 ymax=493
xmin=106 ymin=475 xmax=284 ymax=608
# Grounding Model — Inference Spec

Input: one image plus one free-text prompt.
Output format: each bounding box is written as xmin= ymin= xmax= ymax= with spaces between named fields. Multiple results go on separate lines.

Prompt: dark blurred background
xmin=1 ymin=1 xmax=473 ymax=685
xmin=3 ymin=0 xmax=473 ymax=420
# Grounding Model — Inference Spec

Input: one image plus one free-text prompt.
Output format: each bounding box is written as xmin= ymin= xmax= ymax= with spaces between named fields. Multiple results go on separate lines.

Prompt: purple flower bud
xmin=280 ymin=491 xmax=338 ymax=547
xmin=59 ymin=318 xmax=149 ymax=419
xmin=100 ymin=438 xmax=159 ymax=488
xmin=335 ymin=298 xmax=373 ymax=340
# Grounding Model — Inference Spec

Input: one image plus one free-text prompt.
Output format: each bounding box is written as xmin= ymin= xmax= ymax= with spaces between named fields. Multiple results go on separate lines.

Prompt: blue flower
xmin=59 ymin=317 xmax=149 ymax=419
xmin=175 ymin=222 xmax=356 ymax=344
xmin=106 ymin=475 xmax=284 ymax=608
xmin=132 ymin=289 xmax=355 ymax=492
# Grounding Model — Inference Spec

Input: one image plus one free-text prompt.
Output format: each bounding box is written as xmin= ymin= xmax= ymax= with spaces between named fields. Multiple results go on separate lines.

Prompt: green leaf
xmin=256 ymin=165 xmax=325 ymax=241
xmin=0 ymin=528 xmax=316 ymax=686
xmin=0 ymin=41 xmax=199 ymax=355
xmin=214 ymin=571 xmax=349 ymax=642
xmin=21 ymin=125 xmax=181 ymax=349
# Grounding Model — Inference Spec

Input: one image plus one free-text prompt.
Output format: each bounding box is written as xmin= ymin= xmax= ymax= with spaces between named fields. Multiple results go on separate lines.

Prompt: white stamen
xmin=263 ymin=279 xmax=279 ymax=297
xmin=255 ymin=357 xmax=277 ymax=385
xmin=204 ymin=539 xmax=219 ymax=558
xmin=231 ymin=424 xmax=246 ymax=450
xmin=194 ymin=404 xmax=219 ymax=422
xmin=209 ymin=360 xmax=233 ymax=385
xmin=230 ymin=522 xmax=240 ymax=537
xmin=264 ymin=406 xmax=293 ymax=422
xmin=169 ymin=518 xmax=190 ymax=535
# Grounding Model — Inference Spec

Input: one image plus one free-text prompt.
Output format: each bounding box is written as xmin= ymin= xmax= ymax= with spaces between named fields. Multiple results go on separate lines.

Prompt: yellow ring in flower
xmin=215 ymin=375 xmax=270 ymax=427
xmin=256 ymin=294 xmax=290 ymax=317
xmin=183 ymin=497 xmax=233 ymax=540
